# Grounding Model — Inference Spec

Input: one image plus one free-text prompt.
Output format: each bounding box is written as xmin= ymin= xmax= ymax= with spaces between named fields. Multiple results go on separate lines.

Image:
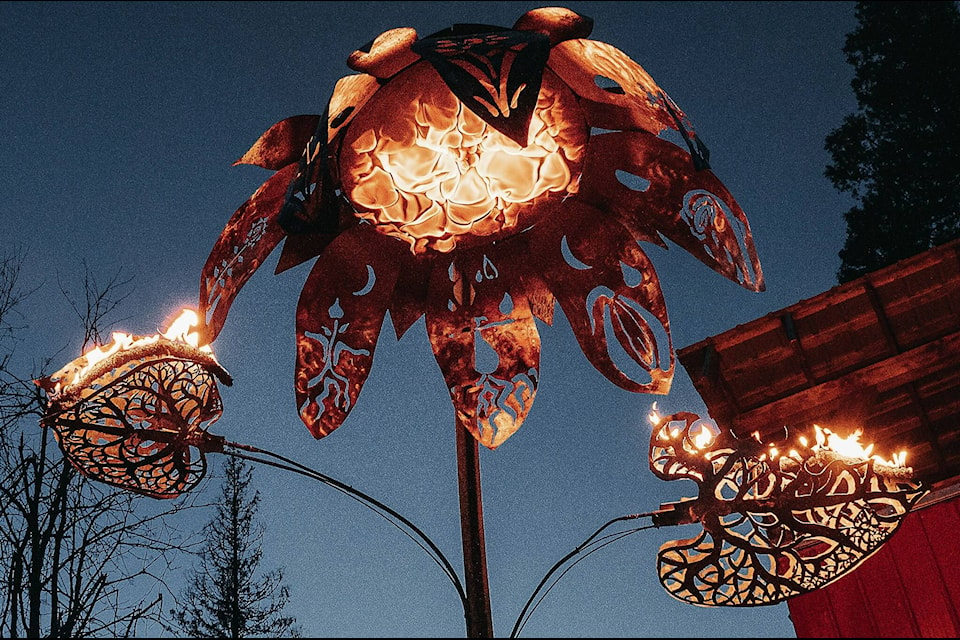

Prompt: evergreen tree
xmin=825 ymin=1 xmax=960 ymax=283
xmin=171 ymin=456 xmax=299 ymax=638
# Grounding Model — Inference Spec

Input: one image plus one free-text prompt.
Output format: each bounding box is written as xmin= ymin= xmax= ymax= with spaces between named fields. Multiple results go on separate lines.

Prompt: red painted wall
xmin=788 ymin=497 xmax=960 ymax=637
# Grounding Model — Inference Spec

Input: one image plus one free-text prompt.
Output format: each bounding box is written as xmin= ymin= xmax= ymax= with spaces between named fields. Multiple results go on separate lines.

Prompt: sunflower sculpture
xmin=199 ymin=7 xmax=764 ymax=449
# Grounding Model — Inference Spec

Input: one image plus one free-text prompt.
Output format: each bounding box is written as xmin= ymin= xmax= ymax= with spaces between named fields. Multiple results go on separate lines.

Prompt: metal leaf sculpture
xmin=198 ymin=7 xmax=764 ymax=449
xmin=36 ymin=312 xmax=231 ymax=499
xmin=648 ymin=411 xmax=928 ymax=606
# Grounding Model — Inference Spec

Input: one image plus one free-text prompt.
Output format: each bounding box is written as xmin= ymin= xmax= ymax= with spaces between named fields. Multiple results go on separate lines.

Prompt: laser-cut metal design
xmin=649 ymin=412 xmax=928 ymax=606
xmin=36 ymin=318 xmax=231 ymax=499
xmin=198 ymin=7 xmax=765 ymax=449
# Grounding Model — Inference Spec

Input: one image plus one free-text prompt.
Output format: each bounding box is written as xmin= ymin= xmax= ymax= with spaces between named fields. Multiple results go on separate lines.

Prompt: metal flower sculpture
xmin=648 ymin=410 xmax=928 ymax=607
xmin=198 ymin=7 xmax=764 ymax=449
xmin=36 ymin=310 xmax=231 ymax=499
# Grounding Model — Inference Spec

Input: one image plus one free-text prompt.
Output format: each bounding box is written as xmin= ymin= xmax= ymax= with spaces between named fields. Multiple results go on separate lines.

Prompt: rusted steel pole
xmin=455 ymin=421 xmax=494 ymax=637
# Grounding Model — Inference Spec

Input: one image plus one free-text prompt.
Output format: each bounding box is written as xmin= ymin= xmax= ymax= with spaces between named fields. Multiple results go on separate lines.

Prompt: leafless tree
xmin=0 ymin=251 xmax=199 ymax=638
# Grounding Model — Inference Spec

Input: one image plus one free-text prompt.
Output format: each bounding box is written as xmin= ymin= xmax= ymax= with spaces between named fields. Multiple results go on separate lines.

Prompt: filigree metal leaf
xmin=650 ymin=413 xmax=927 ymax=606
xmin=42 ymin=354 xmax=226 ymax=499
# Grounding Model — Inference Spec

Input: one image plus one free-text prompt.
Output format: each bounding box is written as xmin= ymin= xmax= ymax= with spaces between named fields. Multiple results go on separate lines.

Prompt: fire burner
xmin=648 ymin=409 xmax=927 ymax=606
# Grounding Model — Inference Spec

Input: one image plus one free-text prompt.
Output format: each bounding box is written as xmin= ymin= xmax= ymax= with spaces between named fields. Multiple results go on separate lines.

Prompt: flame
xmin=689 ymin=418 xmax=718 ymax=450
xmin=51 ymin=308 xmax=211 ymax=394
xmin=648 ymin=402 xmax=661 ymax=426
xmin=692 ymin=428 xmax=714 ymax=450
xmin=160 ymin=308 xmax=209 ymax=351
xmin=811 ymin=424 xmax=907 ymax=469
xmin=339 ymin=63 xmax=587 ymax=253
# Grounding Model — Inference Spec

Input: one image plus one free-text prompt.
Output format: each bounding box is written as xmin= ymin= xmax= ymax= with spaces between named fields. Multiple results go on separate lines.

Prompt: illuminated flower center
xmin=339 ymin=61 xmax=587 ymax=253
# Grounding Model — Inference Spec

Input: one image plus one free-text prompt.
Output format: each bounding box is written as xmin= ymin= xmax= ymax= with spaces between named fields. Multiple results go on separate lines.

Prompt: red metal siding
xmin=789 ymin=497 xmax=960 ymax=638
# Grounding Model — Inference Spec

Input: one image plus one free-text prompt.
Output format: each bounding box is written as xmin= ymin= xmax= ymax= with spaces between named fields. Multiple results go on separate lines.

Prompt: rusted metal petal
xmin=273 ymin=230 xmax=338 ymax=275
xmin=388 ymin=250 xmax=434 ymax=340
xmin=425 ymin=246 xmax=540 ymax=449
xmin=515 ymin=271 xmax=556 ymax=326
xmin=327 ymin=73 xmax=382 ymax=143
xmin=529 ymin=202 xmax=673 ymax=394
xmin=295 ymin=226 xmax=404 ymax=439
xmin=548 ymin=39 xmax=701 ymax=150
xmin=512 ymin=7 xmax=593 ymax=46
xmin=651 ymin=413 xmax=927 ymax=606
xmin=269 ymin=74 xmax=383 ymax=276
xmin=278 ymin=103 xmax=343 ymax=238
xmin=579 ymin=130 xmax=764 ymax=292
xmin=199 ymin=164 xmax=297 ymax=343
xmin=234 ymin=114 xmax=321 ymax=170
xmin=347 ymin=27 xmax=421 ymax=80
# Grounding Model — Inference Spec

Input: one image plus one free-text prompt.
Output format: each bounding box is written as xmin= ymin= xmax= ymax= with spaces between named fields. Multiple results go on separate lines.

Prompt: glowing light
xmin=688 ymin=418 xmax=718 ymax=450
xmin=648 ymin=402 xmax=662 ymax=426
xmin=811 ymin=424 xmax=907 ymax=468
xmin=339 ymin=63 xmax=586 ymax=253
xmin=48 ymin=308 xmax=214 ymax=395
xmin=161 ymin=308 xmax=210 ymax=351
xmin=692 ymin=428 xmax=714 ymax=450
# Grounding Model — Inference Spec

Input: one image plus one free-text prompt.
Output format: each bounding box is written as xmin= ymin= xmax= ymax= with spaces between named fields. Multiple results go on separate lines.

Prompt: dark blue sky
xmin=2 ymin=2 xmax=860 ymax=637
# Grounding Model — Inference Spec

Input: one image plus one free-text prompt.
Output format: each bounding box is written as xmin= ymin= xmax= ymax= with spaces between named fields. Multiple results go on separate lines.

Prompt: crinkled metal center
xmin=339 ymin=62 xmax=587 ymax=253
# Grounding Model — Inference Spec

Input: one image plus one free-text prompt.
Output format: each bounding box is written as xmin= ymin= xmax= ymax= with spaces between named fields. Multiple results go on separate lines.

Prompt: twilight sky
xmin=2 ymin=1 xmax=860 ymax=637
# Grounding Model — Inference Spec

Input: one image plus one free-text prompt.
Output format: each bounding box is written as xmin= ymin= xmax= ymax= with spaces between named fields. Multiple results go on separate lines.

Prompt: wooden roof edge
xmin=726 ymin=328 xmax=960 ymax=436
xmin=915 ymin=475 xmax=960 ymax=511
xmin=678 ymin=237 xmax=960 ymax=361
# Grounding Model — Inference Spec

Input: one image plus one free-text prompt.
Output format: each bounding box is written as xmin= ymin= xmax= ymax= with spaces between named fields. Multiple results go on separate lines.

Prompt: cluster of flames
xmin=41 ymin=308 xmax=213 ymax=398
xmin=647 ymin=403 xmax=910 ymax=471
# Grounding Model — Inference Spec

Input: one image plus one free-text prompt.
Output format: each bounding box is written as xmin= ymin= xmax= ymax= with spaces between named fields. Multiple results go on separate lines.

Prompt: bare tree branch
xmin=0 ymin=256 xmax=202 ymax=638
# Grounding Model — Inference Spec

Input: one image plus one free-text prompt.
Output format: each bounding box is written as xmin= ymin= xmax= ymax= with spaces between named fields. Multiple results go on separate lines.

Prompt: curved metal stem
xmin=220 ymin=442 xmax=468 ymax=611
xmin=510 ymin=513 xmax=659 ymax=638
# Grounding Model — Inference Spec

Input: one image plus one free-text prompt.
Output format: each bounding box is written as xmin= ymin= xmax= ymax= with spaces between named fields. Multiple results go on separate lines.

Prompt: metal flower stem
xmin=456 ymin=420 xmax=494 ymax=638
